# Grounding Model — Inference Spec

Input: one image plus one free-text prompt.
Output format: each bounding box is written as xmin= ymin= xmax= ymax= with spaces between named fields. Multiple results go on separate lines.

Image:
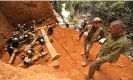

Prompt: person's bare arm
xmin=79 ymin=27 xmax=88 ymax=40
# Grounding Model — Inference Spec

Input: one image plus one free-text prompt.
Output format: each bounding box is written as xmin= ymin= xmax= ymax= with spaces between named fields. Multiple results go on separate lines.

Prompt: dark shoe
xmin=84 ymin=75 xmax=94 ymax=80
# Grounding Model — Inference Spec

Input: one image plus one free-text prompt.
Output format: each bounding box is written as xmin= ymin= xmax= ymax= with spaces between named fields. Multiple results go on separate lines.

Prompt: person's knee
xmin=84 ymin=50 xmax=89 ymax=57
xmin=86 ymin=45 xmax=90 ymax=51
xmin=86 ymin=45 xmax=92 ymax=51
xmin=84 ymin=43 xmax=87 ymax=48
xmin=85 ymin=47 xmax=90 ymax=53
xmin=85 ymin=49 xmax=89 ymax=53
xmin=90 ymin=61 xmax=97 ymax=67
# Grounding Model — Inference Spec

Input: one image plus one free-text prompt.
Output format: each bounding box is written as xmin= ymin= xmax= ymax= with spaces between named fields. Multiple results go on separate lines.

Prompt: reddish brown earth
xmin=0 ymin=1 xmax=57 ymax=27
xmin=1 ymin=26 xmax=133 ymax=80
xmin=0 ymin=60 xmax=70 ymax=80
xmin=50 ymin=27 xmax=133 ymax=80
xmin=0 ymin=9 xmax=13 ymax=55
xmin=0 ymin=1 xmax=57 ymax=55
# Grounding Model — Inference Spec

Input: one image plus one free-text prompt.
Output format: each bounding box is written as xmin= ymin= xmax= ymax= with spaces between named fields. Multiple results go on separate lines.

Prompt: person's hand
xmin=96 ymin=58 xmax=101 ymax=63
xmin=78 ymin=34 xmax=82 ymax=40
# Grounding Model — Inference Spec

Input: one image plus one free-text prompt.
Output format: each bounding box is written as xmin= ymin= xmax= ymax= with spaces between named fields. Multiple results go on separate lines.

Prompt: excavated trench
xmin=0 ymin=1 xmax=133 ymax=80
xmin=0 ymin=2 xmax=69 ymax=80
xmin=0 ymin=1 xmax=57 ymax=58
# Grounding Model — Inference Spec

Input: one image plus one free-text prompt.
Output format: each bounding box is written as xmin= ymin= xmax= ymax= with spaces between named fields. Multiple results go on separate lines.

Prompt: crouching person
xmin=85 ymin=20 xmax=127 ymax=80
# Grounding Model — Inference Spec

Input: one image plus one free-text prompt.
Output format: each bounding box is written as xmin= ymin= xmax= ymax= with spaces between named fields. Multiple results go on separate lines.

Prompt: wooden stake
xmin=8 ymin=49 xmax=19 ymax=64
xmin=36 ymin=26 xmax=47 ymax=30
xmin=40 ymin=28 xmax=60 ymax=60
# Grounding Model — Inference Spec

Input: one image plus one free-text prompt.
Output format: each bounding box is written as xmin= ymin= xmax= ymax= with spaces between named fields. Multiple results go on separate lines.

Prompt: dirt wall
xmin=0 ymin=1 xmax=57 ymax=27
xmin=0 ymin=1 xmax=57 ymax=54
xmin=0 ymin=10 xmax=13 ymax=55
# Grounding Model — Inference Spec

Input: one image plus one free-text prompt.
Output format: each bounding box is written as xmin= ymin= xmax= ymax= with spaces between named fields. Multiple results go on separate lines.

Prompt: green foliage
xmin=65 ymin=1 xmax=133 ymax=32
xmin=53 ymin=1 xmax=65 ymax=14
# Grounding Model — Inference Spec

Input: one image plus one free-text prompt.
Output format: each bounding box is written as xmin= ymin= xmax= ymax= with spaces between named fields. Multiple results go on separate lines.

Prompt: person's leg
xmin=82 ymin=41 xmax=93 ymax=67
xmin=81 ymin=36 xmax=87 ymax=55
xmin=85 ymin=42 xmax=92 ymax=58
xmin=88 ymin=61 xmax=97 ymax=78
xmin=96 ymin=63 xmax=101 ymax=71
xmin=83 ymin=39 xmax=88 ymax=54
xmin=85 ymin=61 xmax=102 ymax=80
xmin=95 ymin=54 xmax=101 ymax=71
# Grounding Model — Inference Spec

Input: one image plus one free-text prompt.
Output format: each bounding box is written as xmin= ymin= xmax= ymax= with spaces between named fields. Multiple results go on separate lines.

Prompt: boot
xmin=82 ymin=56 xmax=88 ymax=67
xmin=81 ymin=52 xmax=85 ymax=56
xmin=84 ymin=75 xmax=94 ymax=80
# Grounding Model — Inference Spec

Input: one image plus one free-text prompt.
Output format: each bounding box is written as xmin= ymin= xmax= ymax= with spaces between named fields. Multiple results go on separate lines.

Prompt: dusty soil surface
xmin=1 ymin=26 xmax=133 ymax=80
xmin=0 ymin=60 xmax=70 ymax=80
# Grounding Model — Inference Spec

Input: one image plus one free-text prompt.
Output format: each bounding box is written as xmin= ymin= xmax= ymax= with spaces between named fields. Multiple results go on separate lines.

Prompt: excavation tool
xmin=38 ymin=47 xmax=50 ymax=62
xmin=8 ymin=50 xmax=17 ymax=64
xmin=17 ymin=52 xmax=48 ymax=67
xmin=47 ymin=27 xmax=53 ymax=35
xmin=8 ymin=49 xmax=22 ymax=64
xmin=38 ymin=47 xmax=44 ymax=54
xmin=37 ymin=36 xmax=45 ymax=45
xmin=36 ymin=26 xmax=47 ymax=30
xmin=8 ymin=35 xmax=37 ymax=64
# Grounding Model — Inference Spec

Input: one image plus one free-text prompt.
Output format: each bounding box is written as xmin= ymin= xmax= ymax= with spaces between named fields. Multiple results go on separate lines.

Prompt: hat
xmin=92 ymin=17 xmax=102 ymax=22
xmin=81 ymin=15 xmax=86 ymax=18
xmin=86 ymin=13 xmax=91 ymax=17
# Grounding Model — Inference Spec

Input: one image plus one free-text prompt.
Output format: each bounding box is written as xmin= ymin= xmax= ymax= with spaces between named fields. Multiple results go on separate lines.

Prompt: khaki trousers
xmin=88 ymin=61 xmax=102 ymax=78
xmin=84 ymin=37 xmax=93 ymax=58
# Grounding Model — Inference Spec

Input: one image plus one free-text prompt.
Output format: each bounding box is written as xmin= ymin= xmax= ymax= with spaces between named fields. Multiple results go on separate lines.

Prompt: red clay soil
xmin=0 ymin=9 xmax=13 ymax=55
xmin=0 ymin=60 xmax=70 ymax=80
xmin=0 ymin=1 xmax=57 ymax=27
xmin=1 ymin=26 xmax=133 ymax=80
xmin=29 ymin=26 xmax=133 ymax=80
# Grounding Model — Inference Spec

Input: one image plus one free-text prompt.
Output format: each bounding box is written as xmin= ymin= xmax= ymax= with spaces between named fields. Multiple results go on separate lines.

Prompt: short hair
xmin=110 ymin=20 xmax=125 ymax=29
